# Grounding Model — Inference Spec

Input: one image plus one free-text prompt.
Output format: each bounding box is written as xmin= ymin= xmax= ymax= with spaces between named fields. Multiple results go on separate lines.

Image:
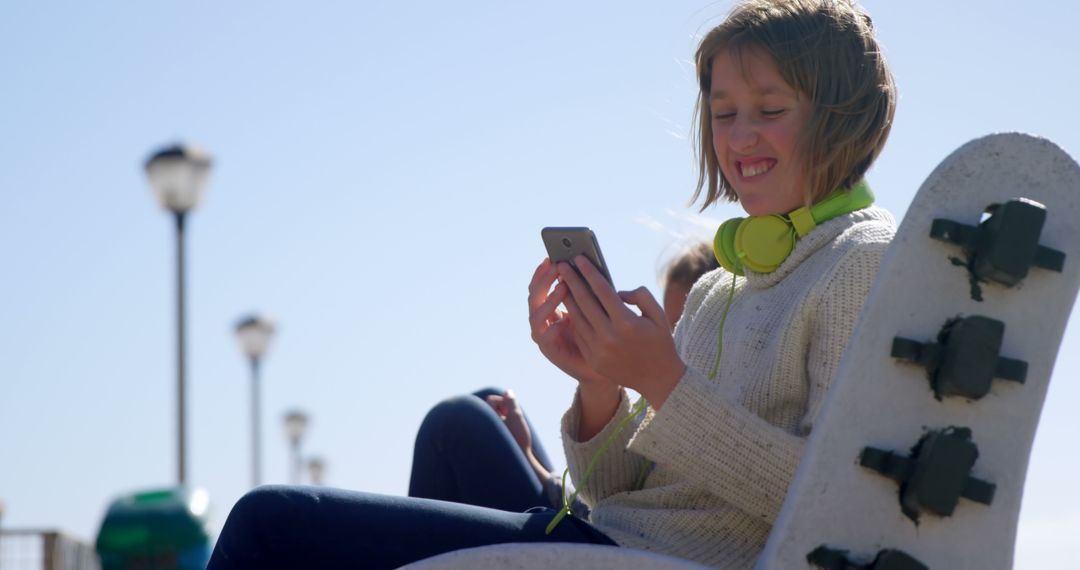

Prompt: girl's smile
xmin=737 ymin=158 xmax=776 ymax=179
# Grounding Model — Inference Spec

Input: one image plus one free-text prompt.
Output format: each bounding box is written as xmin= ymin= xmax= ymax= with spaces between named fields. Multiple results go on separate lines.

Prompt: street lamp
xmin=307 ymin=457 xmax=326 ymax=486
xmin=235 ymin=314 xmax=276 ymax=488
xmin=145 ymin=143 xmax=212 ymax=485
xmin=283 ymin=410 xmax=309 ymax=485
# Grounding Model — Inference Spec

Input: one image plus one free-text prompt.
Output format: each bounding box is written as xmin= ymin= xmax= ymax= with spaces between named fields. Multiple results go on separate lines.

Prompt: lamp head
xmin=283 ymin=410 xmax=309 ymax=443
xmin=235 ymin=314 xmax=276 ymax=360
xmin=145 ymin=143 xmax=212 ymax=214
xmin=307 ymin=457 xmax=326 ymax=485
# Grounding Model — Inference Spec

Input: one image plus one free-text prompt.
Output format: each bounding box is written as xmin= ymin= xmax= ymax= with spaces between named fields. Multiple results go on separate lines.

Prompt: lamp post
xmin=307 ymin=457 xmax=326 ymax=486
xmin=235 ymin=314 xmax=276 ymax=488
xmin=283 ymin=410 xmax=309 ymax=484
xmin=145 ymin=143 xmax=212 ymax=485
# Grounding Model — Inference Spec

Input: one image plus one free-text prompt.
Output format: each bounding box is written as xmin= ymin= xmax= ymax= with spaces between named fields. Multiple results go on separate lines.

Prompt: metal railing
xmin=0 ymin=530 xmax=100 ymax=570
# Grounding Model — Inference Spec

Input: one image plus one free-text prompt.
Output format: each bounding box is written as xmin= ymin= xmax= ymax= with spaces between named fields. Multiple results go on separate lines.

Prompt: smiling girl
xmin=530 ymin=0 xmax=897 ymax=567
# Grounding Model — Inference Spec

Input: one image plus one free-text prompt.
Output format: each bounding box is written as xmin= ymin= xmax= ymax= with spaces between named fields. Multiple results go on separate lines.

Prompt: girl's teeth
xmin=742 ymin=162 xmax=771 ymax=177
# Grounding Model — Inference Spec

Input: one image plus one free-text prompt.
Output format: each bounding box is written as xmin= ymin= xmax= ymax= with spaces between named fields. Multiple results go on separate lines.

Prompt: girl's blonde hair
xmin=691 ymin=0 xmax=897 ymax=210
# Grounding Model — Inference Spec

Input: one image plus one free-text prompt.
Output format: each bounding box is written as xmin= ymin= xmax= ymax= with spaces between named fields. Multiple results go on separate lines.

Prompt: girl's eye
xmin=762 ymin=109 xmax=785 ymax=117
xmin=712 ymin=112 xmax=735 ymax=121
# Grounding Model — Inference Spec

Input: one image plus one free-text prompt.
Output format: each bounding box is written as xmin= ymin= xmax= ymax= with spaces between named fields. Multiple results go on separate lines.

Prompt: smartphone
xmin=541 ymin=227 xmax=614 ymax=286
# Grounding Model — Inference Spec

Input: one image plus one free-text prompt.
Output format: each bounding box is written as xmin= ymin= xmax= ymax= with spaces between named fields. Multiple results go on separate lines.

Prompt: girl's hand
xmin=556 ymin=256 xmax=687 ymax=409
xmin=528 ymin=258 xmax=618 ymax=394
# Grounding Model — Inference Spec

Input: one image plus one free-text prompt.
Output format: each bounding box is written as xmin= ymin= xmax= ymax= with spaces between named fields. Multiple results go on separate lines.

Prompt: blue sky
xmin=2 ymin=1 xmax=1078 ymax=567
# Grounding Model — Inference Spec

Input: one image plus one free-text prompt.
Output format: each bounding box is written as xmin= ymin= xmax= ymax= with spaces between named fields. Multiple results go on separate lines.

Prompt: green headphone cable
xmin=708 ymin=271 xmax=739 ymax=381
xmin=545 ymin=396 xmax=649 ymax=534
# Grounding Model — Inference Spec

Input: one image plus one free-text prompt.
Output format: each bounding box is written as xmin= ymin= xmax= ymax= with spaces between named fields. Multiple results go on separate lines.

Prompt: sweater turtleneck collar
xmin=741 ymin=206 xmax=895 ymax=290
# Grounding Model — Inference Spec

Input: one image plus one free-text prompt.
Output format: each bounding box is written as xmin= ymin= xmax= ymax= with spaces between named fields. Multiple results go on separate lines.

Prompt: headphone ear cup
xmin=714 ymin=217 xmax=746 ymax=276
xmin=733 ymin=215 xmax=796 ymax=274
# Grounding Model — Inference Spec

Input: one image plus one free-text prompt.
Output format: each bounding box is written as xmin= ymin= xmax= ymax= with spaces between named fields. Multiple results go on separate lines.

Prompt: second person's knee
xmin=417 ymin=394 xmax=493 ymax=443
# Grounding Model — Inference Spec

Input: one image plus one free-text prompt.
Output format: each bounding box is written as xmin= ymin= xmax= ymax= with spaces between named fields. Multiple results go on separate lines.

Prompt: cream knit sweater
xmin=561 ymin=207 xmax=896 ymax=569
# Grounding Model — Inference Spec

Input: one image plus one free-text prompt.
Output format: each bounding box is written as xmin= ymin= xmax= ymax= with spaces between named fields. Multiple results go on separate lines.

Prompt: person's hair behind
xmin=691 ymin=0 xmax=897 ymax=210
xmin=663 ymin=241 xmax=721 ymax=289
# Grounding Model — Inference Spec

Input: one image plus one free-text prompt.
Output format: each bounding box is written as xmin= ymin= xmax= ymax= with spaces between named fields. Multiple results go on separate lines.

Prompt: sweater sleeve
xmin=626 ymin=241 xmax=889 ymax=523
xmin=557 ymin=269 xmax=724 ymax=507
xmin=560 ymin=388 xmax=649 ymax=506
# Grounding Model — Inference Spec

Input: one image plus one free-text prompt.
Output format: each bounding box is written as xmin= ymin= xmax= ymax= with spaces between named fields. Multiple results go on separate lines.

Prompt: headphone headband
xmin=789 ymin=180 xmax=874 ymax=237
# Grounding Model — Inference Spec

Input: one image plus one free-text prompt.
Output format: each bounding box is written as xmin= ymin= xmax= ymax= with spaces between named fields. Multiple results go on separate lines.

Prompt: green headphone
xmin=713 ymin=180 xmax=874 ymax=275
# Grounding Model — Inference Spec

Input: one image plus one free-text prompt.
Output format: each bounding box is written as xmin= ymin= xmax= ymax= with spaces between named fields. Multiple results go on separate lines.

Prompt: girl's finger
xmin=574 ymin=255 xmax=635 ymax=321
xmin=619 ymin=287 xmax=667 ymax=327
xmin=529 ymin=281 xmax=569 ymax=338
xmin=556 ymin=262 xmax=609 ymax=329
xmin=562 ymin=289 xmax=596 ymax=339
xmin=527 ymin=258 xmax=559 ymax=312
xmin=563 ymin=295 xmax=597 ymax=356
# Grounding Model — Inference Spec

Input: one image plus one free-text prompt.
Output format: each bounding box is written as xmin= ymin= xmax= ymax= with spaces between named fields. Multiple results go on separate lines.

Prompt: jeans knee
xmin=228 ymin=485 xmax=305 ymax=528
xmin=471 ymin=386 xmax=505 ymax=400
xmin=214 ymin=486 xmax=318 ymax=566
xmin=417 ymin=393 xmax=496 ymax=445
xmin=421 ymin=395 xmax=476 ymax=431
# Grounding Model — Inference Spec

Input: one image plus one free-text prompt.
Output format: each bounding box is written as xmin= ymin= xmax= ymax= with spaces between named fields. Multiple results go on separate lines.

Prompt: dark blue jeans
xmin=408 ymin=388 xmax=557 ymax=512
xmin=207 ymin=389 xmax=614 ymax=568
xmin=206 ymin=486 xmax=615 ymax=569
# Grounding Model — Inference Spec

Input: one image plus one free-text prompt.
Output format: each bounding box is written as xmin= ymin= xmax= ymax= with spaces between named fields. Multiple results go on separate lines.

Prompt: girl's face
xmin=709 ymin=48 xmax=813 ymax=217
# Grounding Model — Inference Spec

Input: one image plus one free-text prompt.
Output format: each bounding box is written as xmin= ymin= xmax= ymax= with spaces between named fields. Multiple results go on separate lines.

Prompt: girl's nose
xmin=728 ymin=115 xmax=758 ymax=152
